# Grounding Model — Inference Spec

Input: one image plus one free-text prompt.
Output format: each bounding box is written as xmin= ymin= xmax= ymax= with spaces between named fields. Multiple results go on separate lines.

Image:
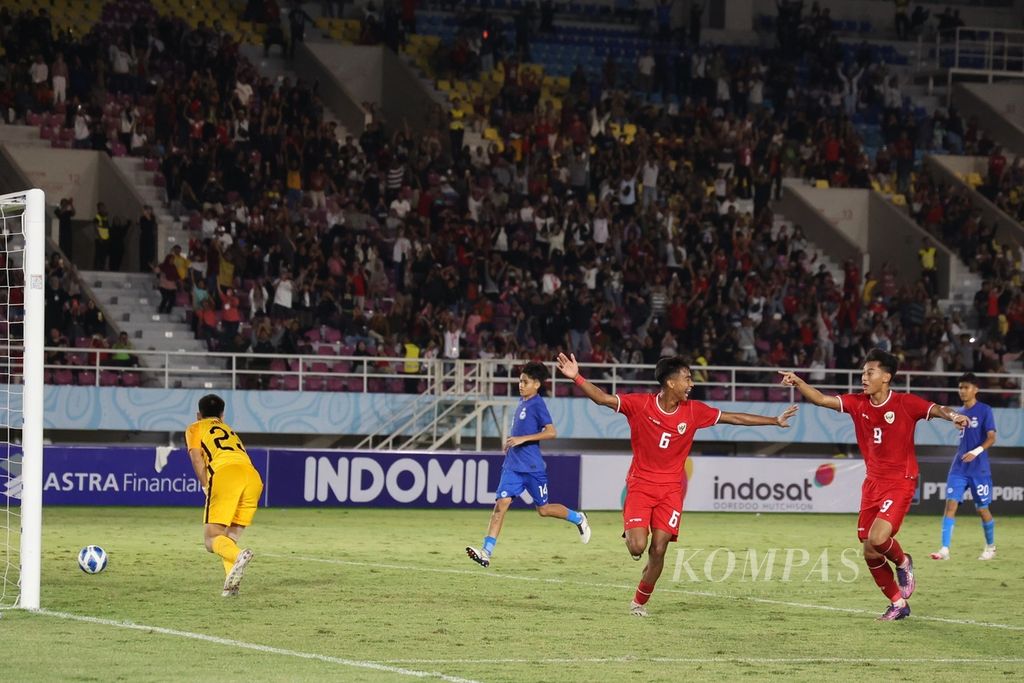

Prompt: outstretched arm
xmin=928 ymin=403 xmax=970 ymax=429
xmin=720 ymin=404 xmax=798 ymax=427
xmin=778 ymin=371 xmax=842 ymax=411
xmin=556 ymin=352 xmax=618 ymax=410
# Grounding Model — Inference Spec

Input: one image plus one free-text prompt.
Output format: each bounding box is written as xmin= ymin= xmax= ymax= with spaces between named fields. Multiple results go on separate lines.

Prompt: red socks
xmin=634 ymin=581 xmax=655 ymax=605
xmin=865 ymin=558 xmax=901 ymax=602
xmin=873 ymin=537 xmax=907 ymax=566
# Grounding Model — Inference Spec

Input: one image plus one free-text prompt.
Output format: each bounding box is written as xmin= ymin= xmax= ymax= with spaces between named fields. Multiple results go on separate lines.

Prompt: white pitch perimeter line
xmin=376 ymin=657 xmax=1024 ymax=665
xmin=267 ymin=553 xmax=1024 ymax=633
xmin=32 ymin=609 xmax=481 ymax=683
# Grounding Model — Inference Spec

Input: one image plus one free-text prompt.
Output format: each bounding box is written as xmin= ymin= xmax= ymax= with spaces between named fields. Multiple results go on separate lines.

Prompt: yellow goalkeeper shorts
xmin=204 ymin=463 xmax=263 ymax=527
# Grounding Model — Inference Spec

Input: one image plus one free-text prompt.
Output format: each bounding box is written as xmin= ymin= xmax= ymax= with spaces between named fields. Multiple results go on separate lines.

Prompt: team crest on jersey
xmin=520 ymin=409 xmax=527 ymax=420
xmin=970 ymin=417 xmax=979 ymax=428
xmin=884 ymin=411 xmax=895 ymax=424
xmin=677 ymin=422 xmax=688 ymax=435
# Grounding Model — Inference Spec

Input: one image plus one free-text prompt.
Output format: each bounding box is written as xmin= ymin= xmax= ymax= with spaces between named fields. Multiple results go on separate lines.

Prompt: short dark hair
xmin=521 ymin=361 xmax=547 ymax=384
xmin=958 ymin=372 xmax=979 ymax=387
xmin=198 ymin=394 xmax=225 ymax=418
xmin=655 ymin=356 xmax=690 ymax=387
xmin=864 ymin=348 xmax=899 ymax=381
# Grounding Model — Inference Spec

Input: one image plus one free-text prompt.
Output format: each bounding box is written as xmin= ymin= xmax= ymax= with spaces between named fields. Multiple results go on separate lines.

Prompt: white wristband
xmin=968 ymin=446 xmax=984 ymax=457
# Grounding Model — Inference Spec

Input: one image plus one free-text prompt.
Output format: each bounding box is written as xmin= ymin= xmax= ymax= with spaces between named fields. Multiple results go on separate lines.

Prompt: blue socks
xmin=942 ymin=516 xmax=995 ymax=548
xmin=941 ymin=516 xmax=955 ymax=548
xmin=482 ymin=510 xmax=584 ymax=557
xmin=982 ymin=519 xmax=995 ymax=545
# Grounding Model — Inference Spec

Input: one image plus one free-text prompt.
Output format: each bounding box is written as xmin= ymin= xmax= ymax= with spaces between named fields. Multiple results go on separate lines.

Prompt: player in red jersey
xmin=780 ymin=348 xmax=968 ymax=621
xmin=556 ymin=353 xmax=797 ymax=617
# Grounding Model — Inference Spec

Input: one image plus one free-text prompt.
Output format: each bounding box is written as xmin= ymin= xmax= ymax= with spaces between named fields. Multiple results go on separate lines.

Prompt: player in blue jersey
xmin=930 ymin=373 xmax=998 ymax=561
xmin=466 ymin=361 xmax=591 ymax=567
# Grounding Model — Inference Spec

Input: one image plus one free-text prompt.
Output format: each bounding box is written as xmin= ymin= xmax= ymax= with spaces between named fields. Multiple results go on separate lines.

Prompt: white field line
xmin=375 ymin=657 xmax=1024 ymax=665
xmin=267 ymin=553 xmax=1024 ymax=633
xmin=31 ymin=609 xmax=482 ymax=683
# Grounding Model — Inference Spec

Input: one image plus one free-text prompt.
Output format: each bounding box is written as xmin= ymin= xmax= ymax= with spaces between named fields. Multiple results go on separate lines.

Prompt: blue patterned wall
xmin=40 ymin=387 xmax=1024 ymax=447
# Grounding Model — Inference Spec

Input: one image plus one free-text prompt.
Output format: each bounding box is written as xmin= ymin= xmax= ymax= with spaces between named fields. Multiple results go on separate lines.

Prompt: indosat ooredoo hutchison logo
xmin=619 ymin=461 xmax=838 ymax=512
xmin=710 ymin=462 xmax=837 ymax=512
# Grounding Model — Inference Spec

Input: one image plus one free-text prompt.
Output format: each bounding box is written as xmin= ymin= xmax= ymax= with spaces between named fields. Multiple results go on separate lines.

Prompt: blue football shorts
xmin=495 ymin=469 xmax=550 ymax=506
xmin=947 ymin=473 xmax=993 ymax=508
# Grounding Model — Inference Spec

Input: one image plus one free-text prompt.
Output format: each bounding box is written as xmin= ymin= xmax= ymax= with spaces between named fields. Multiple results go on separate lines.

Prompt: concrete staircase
xmin=0 ymin=123 xmax=52 ymax=149
xmin=771 ymin=216 xmax=845 ymax=285
xmin=110 ymin=157 xmax=188 ymax=262
xmin=239 ymin=43 xmax=349 ymax=140
xmin=939 ymin=261 xmax=983 ymax=326
xmin=79 ymin=269 xmax=228 ymax=388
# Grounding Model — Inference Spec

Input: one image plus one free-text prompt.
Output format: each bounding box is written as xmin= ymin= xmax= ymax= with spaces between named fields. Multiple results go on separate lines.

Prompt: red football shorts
xmin=623 ymin=481 xmax=683 ymax=541
xmin=857 ymin=477 xmax=917 ymax=541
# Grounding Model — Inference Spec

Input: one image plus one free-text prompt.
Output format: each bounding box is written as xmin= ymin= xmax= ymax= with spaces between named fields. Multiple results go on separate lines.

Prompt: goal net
xmin=0 ymin=189 xmax=44 ymax=610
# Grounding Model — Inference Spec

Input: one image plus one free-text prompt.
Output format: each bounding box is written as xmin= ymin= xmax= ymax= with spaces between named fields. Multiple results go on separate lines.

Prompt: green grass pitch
xmin=5 ymin=508 xmax=1023 ymax=682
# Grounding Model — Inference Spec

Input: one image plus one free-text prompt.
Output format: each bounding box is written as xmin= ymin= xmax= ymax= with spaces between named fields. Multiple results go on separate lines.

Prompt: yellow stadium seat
xmin=815 ymin=179 xmax=830 ymax=189
xmin=967 ymin=172 xmax=983 ymax=188
xmin=891 ymin=194 xmax=907 ymax=206
xmin=870 ymin=180 xmax=881 ymax=191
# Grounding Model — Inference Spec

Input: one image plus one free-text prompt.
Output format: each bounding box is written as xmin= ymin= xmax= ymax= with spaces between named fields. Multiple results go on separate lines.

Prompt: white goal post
xmin=0 ymin=188 xmax=44 ymax=610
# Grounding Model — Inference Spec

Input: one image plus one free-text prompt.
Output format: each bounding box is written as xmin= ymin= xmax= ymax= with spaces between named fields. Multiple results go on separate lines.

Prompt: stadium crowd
xmin=2 ymin=0 xmax=1021 ymax=395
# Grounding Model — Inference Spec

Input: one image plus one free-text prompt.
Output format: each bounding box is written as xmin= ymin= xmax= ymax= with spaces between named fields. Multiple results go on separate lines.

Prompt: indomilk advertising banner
xmin=581 ymin=455 xmax=867 ymax=513
xmin=268 ymin=450 xmax=581 ymax=509
xmin=11 ymin=447 xmax=581 ymax=510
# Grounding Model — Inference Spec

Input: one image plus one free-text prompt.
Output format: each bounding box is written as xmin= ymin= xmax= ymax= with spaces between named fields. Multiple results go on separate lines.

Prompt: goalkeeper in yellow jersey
xmin=186 ymin=394 xmax=263 ymax=596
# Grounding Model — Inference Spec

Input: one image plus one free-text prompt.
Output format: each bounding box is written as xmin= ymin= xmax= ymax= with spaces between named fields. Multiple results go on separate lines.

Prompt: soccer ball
xmin=78 ymin=545 xmax=108 ymax=574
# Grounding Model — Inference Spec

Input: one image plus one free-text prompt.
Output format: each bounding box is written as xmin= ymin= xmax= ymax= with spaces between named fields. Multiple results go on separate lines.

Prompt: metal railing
xmin=933 ymin=26 xmax=1024 ymax=83
xmin=37 ymin=347 xmax=1024 ymax=407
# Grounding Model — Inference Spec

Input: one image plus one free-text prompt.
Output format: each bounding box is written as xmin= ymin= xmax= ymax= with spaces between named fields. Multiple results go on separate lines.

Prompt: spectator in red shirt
xmin=988 ymin=146 xmax=1007 ymax=186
